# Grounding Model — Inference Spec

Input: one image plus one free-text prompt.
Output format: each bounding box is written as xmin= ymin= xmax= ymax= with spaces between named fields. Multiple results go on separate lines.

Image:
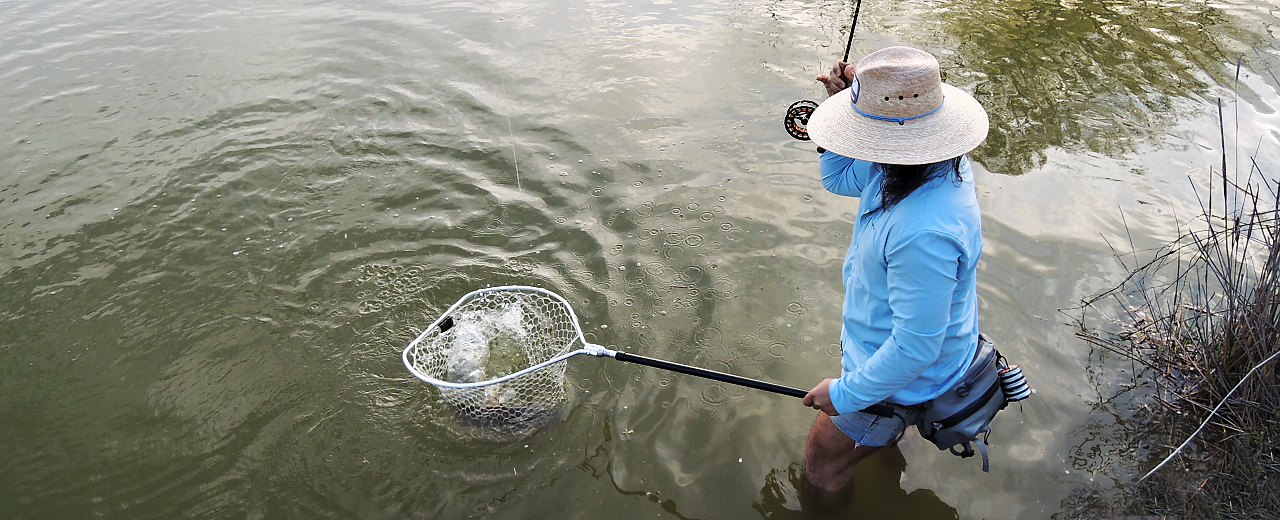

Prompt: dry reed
xmin=1072 ymin=87 xmax=1280 ymax=518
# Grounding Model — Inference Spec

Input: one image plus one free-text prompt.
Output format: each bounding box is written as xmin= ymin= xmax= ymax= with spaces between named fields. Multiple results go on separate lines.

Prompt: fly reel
xmin=782 ymin=0 xmax=860 ymax=146
xmin=784 ymin=99 xmax=820 ymax=141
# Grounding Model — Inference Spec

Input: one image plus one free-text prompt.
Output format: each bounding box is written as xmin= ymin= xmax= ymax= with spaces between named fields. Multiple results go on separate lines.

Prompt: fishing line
xmin=784 ymin=0 xmax=865 ymax=142
xmin=501 ymin=75 xmax=521 ymax=191
xmin=489 ymin=0 xmax=522 ymax=190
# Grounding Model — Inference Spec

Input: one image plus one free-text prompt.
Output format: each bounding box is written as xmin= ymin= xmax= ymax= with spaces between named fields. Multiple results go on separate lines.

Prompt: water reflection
xmin=753 ymin=449 xmax=959 ymax=519
xmin=890 ymin=0 xmax=1267 ymax=173
xmin=1056 ymin=344 xmax=1156 ymax=515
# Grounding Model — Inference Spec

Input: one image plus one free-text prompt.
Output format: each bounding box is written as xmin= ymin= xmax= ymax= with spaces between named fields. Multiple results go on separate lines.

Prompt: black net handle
xmin=613 ymin=351 xmax=895 ymax=417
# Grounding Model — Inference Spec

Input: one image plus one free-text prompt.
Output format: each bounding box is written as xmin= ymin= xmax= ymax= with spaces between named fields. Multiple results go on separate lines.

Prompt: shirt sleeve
xmin=828 ymin=230 xmax=964 ymax=414
xmin=820 ymin=151 xmax=872 ymax=198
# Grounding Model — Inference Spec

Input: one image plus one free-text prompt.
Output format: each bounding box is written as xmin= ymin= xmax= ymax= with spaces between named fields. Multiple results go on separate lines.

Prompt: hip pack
xmin=910 ymin=334 xmax=1029 ymax=472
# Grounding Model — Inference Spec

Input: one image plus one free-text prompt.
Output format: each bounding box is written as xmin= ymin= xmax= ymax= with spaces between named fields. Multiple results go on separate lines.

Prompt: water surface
xmin=2 ymin=0 xmax=1279 ymax=518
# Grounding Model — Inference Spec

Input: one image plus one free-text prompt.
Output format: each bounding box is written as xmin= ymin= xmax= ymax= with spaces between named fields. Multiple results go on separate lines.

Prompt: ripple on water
xmin=661 ymin=244 xmax=686 ymax=261
xmin=685 ymin=382 xmax=729 ymax=419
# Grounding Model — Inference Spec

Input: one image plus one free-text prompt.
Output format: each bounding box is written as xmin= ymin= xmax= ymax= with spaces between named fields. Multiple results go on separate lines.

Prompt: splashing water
xmin=445 ymin=301 xmax=531 ymax=405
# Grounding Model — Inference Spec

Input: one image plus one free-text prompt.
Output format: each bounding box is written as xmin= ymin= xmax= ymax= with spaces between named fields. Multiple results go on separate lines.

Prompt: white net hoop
xmin=402 ymin=286 xmax=590 ymax=431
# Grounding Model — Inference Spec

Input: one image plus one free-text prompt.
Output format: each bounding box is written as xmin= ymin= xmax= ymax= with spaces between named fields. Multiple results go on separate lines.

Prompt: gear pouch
xmin=916 ymin=334 xmax=1007 ymax=472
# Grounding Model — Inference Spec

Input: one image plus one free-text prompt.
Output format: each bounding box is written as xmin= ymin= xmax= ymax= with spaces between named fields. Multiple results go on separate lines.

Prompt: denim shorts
xmin=829 ymin=405 xmax=923 ymax=447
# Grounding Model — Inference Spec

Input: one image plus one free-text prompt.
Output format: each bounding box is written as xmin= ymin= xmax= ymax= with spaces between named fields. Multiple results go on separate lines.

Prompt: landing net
xmin=403 ymin=286 xmax=588 ymax=429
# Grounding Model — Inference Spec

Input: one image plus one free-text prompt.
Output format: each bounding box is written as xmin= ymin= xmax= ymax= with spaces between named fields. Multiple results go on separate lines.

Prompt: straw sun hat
xmin=808 ymin=46 xmax=989 ymax=165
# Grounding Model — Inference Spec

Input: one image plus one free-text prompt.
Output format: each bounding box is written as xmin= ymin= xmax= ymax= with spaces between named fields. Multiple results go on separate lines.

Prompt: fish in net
xmin=404 ymin=287 xmax=581 ymax=432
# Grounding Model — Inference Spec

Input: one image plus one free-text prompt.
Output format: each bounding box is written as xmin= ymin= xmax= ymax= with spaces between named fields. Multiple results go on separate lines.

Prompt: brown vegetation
xmin=1073 ymin=90 xmax=1280 ymax=518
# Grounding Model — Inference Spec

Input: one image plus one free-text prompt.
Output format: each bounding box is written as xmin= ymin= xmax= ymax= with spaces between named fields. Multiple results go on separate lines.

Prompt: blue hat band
xmin=851 ymin=93 xmax=944 ymax=126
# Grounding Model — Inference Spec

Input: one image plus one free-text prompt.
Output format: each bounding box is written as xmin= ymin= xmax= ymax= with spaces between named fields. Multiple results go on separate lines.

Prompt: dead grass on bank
xmin=1073 ymin=93 xmax=1280 ymax=518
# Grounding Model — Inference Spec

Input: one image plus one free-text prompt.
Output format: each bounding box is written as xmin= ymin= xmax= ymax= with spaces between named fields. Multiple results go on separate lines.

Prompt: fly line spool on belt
xmin=401 ymin=285 xmax=895 ymax=430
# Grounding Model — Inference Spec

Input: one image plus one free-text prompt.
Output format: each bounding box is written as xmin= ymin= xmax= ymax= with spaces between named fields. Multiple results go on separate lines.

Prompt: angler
xmin=797 ymin=45 xmax=1029 ymax=510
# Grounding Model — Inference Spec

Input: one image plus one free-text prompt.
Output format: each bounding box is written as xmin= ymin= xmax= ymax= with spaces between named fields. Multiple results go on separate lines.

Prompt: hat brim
xmin=808 ymin=83 xmax=989 ymax=165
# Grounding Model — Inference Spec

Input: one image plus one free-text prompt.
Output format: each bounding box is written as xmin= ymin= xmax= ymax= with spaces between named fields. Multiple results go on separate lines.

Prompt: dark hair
xmin=876 ymin=157 xmax=964 ymax=212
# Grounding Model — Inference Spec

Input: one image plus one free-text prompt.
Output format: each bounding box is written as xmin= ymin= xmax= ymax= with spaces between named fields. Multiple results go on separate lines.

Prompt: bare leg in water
xmin=800 ymin=412 xmax=882 ymax=515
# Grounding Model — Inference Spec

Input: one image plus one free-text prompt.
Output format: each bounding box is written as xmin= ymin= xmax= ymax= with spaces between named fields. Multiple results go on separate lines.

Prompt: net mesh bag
xmin=404 ymin=287 xmax=582 ymax=429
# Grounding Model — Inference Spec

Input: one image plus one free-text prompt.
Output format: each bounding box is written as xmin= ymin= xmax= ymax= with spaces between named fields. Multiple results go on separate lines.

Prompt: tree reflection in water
xmin=871 ymin=0 xmax=1269 ymax=174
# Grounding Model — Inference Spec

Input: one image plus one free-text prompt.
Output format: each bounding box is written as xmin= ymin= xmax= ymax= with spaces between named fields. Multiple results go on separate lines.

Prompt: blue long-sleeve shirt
xmin=819 ymin=151 xmax=982 ymax=414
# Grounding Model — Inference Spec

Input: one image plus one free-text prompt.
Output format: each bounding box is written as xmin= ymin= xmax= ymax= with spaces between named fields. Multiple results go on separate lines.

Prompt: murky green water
xmin=3 ymin=0 xmax=1278 ymax=518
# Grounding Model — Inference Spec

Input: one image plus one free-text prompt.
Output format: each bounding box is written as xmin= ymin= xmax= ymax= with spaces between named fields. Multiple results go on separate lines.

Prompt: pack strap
xmin=977 ymin=438 xmax=990 ymax=472
xmin=948 ymin=439 xmax=992 ymax=473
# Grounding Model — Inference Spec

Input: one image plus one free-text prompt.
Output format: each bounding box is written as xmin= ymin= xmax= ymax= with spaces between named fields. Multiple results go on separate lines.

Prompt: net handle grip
xmin=589 ymin=345 xmax=894 ymax=418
